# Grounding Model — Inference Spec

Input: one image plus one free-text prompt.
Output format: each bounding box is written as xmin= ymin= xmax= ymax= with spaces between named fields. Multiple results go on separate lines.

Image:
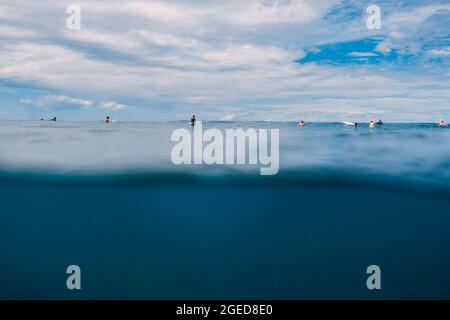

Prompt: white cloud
xmin=375 ymin=41 xmax=392 ymax=55
xmin=385 ymin=4 xmax=450 ymax=27
xmin=45 ymin=95 xmax=93 ymax=107
xmin=20 ymin=95 xmax=128 ymax=111
xmin=307 ymin=47 xmax=321 ymax=54
xmin=0 ymin=26 xmax=37 ymax=38
xmin=348 ymin=52 xmax=378 ymax=57
xmin=226 ymin=0 xmax=338 ymax=26
xmin=106 ymin=0 xmax=338 ymax=27
xmin=19 ymin=95 xmax=93 ymax=108
xmin=99 ymin=102 xmax=128 ymax=110
xmin=427 ymin=47 xmax=450 ymax=57
xmin=388 ymin=31 xmax=405 ymax=39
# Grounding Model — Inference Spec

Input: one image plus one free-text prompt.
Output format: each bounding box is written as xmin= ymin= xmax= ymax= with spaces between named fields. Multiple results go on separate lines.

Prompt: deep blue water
xmin=0 ymin=121 xmax=450 ymax=299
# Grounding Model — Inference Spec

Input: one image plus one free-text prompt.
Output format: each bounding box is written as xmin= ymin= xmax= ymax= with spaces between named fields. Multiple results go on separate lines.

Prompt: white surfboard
xmin=343 ymin=121 xmax=356 ymax=126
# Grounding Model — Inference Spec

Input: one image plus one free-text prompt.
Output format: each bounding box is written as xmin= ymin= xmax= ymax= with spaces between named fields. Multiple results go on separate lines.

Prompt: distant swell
xmin=1 ymin=168 xmax=450 ymax=199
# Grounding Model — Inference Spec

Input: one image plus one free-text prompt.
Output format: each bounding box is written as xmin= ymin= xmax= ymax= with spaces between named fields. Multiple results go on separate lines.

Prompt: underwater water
xmin=0 ymin=120 xmax=450 ymax=299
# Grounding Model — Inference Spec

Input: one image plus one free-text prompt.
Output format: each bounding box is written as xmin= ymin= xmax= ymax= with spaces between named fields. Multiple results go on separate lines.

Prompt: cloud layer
xmin=0 ymin=0 xmax=449 ymax=121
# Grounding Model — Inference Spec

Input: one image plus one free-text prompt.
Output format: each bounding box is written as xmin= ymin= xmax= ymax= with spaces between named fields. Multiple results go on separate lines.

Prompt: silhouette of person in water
xmin=191 ymin=115 xmax=196 ymax=126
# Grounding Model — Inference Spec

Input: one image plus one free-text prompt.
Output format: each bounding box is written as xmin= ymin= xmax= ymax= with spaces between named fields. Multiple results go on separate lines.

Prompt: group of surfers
xmin=297 ymin=119 xmax=448 ymax=128
xmin=42 ymin=115 xmax=449 ymax=128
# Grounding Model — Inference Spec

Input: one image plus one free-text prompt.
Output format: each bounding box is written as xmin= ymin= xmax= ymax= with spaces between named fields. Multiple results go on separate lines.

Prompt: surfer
xmin=376 ymin=120 xmax=383 ymax=125
xmin=41 ymin=117 xmax=56 ymax=121
xmin=191 ymin=115 xmax=196 ymax=126
xmin=439 ymin=120 xmax=448 ymax=127
xmin=369 ymin=120 xmax=375 ymax=128
xmin=105 ymin=116 xmax=110 ymax=124
xmin=343 ymin=121 xmax=358 ymax=127
xmin=298 ymin=120 xmax=305 ymax=127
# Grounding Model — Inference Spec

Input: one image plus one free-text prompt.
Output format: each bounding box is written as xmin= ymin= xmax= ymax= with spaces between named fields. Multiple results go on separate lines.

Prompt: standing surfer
xmin=191 ymin=115 xmax=196 ymax=126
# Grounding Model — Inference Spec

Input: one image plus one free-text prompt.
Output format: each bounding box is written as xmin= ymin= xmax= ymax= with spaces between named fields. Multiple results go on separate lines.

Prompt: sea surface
xmin=0 ymin=120 xmax=450 ymax=299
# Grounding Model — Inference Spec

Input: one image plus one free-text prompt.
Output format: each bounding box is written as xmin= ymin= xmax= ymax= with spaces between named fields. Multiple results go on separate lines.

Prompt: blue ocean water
xmin=0 ymin=120 xmax=450 ymax=299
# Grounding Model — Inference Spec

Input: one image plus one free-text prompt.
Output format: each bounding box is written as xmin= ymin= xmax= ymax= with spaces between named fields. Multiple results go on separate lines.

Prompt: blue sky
xmin=0 ymin=0 xmax=449 ymax=121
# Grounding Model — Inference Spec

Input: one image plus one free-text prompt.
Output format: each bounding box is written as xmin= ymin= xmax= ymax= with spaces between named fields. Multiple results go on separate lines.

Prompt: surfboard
xmin=112 ymin=119 xmax=117 ymax=123
xmin=343 ymin=121 xmax=356 ymax=126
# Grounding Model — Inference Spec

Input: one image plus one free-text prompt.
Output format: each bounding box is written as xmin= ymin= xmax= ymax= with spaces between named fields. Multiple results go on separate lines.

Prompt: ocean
xmin=1 ymin=120 xmax=450 ymax=299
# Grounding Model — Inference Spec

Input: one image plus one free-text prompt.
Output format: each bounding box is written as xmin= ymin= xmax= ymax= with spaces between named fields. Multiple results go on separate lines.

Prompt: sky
xmin=0 ymin=0 xmax=449 ymax=122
